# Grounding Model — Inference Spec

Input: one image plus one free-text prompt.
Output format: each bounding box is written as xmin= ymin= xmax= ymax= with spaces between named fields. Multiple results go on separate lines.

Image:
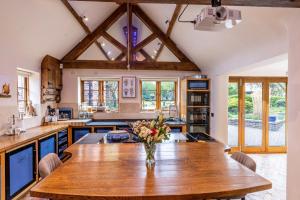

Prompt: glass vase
xmin=144 ymin=142 xmax=156 ymax=169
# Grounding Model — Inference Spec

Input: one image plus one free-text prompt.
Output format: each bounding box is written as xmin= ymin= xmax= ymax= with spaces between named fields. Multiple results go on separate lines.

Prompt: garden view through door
xmin=243 ymin=82 xmax=264 ymax=152
xmin=228 ymin=77 xmax=287 ymax=153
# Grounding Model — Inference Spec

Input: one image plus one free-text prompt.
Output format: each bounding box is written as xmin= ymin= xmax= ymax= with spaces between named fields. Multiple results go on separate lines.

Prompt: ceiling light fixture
xmin=101 ymin=42 xmax=106 ymax=47
xmin=82 ymin=16 xmax=89 ymax=22
xmin=107 ymin=51 xmax=111 ymax=55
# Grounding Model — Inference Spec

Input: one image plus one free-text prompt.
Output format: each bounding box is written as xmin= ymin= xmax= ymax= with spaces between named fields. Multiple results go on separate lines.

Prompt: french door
xmin=228 ymin=77 xmax=287 ymax=153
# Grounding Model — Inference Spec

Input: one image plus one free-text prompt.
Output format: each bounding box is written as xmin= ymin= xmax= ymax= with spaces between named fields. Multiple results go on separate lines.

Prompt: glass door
xmin=228 ymin=80 xmax=241 ymax=152
xmin=228 ymin=77 xmax=287 ymax=153
xmin=267 ymin=81 xmax=287 ymax=152
xmin=242 ymin=80 xmax=265 ymax=152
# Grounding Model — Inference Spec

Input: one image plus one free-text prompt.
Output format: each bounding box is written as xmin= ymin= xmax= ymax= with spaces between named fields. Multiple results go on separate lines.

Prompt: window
xmin=17 ymin=73 xmax=29 ymax=114
xmin=81 ymin=80 xmax=119 ymax=111
xmin=141 ymin=80 xmax=176 ymax=111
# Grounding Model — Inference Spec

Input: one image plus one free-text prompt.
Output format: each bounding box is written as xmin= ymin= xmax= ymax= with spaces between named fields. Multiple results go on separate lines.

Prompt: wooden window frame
xmin=17 ymin=74 xmax=29 ymax=114
xmin=140 ymin=80 xmax=177 ymax=112
xmin=81 ymin=80 xmax=120 ymax=112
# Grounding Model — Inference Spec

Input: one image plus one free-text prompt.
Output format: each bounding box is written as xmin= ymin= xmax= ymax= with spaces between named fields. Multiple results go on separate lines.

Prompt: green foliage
xmin=228 ymin=96 xmax=238 ymax=115
xmin=228 ymin=94 xmax=253 ymax=115
xmin=228 ymin=84 xmax=238 ymax=96
xmin=244 ymin=95 xmax=253 ymax=114
xmin=270 ymin=96 xmax=286 ymax=107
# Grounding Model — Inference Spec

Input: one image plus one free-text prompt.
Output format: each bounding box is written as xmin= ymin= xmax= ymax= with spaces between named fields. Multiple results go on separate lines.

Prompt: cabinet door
xmin=5 ymin=143 xmax=36 ymax=200
xmin=38 ymin=135 xmax=57 ymax=161
xmin=72 ymin=128 xmax=91 ymax=143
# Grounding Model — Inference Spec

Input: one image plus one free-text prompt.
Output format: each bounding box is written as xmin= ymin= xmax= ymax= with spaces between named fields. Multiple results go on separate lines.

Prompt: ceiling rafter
xmin=102 ymin=31 xmax=127 ymax=53
xmin=133 ymin=33 xmax=156 ymax=53
xmin=67 ymin=0 xmax=300 ymax=8
xmin=155 ymin=4 xmax=181 ymax=61
xmin=139 ymin=49 xmax=153 ymax=61
xmin=132 ymin=4 xmax=196 ymax=67
xmin=62 ymin=4 xmax=127 ymax=60
xmin=103 ymin=31 xmax=153 ymax=61
xmin=60 ymin=2 xmax=200 ymax=71
xmin=62 ymin=60 xmax=199 ymax=71
xmin=61 ymin=0 xmax=111 ymax=60
xmin=127 ymin=3 xmax=134 ymax=64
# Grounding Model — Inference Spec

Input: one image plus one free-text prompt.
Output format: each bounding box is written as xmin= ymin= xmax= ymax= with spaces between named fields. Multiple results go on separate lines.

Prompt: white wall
xmin=60 ymin=68 xmax=198 ymax=119
xmin=210 ymin=74 xmax=229 ymax=144
xmin=0 ymin=66 xmax=56 ymax=134
xmin=286 ymin=15 xmax=300 ymax=200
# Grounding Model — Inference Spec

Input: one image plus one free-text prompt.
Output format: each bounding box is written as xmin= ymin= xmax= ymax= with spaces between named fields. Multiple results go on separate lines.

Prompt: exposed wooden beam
xmin=102 ymin=32 xmax=127 ymax=52
xmin=62 ymin=4 xmax=127 ymax=61
xmin=61 ymin=0 xmax=111 ymax=60
xmin=132 ymin=5 xmax=192 ymax=63
xmin=133 ymin=33 xmax=156 ymax=53
xmin=127 ymin=3 xmax=134 ymax=64
xmin=155 ymin=5 xmax=181 ymax=61
xmin=115 ymin=52 xmax=125 ymax=61
xmin=115 ymin=49 xmax=154 ymax=61
xmin=139 ymin=49 xmax=153 ymax=61
xmin=62 ymin=60 xmax=200 ymax=71
xmin=68 ymin=0 xmax=300 ymax=8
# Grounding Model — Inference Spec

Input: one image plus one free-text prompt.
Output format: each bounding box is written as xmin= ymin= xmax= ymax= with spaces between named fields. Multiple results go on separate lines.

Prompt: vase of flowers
xmin=132 ymin=113 xmax=171 ymax=169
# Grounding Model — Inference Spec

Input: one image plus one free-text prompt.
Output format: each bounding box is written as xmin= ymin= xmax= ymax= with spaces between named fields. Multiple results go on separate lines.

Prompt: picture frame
xmin=122 ymin=76 xmax=136 ymax=98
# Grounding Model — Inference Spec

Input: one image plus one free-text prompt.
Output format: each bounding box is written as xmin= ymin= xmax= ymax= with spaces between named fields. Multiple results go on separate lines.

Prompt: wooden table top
xmin=31 ymin=143 xmax=271 ymax=200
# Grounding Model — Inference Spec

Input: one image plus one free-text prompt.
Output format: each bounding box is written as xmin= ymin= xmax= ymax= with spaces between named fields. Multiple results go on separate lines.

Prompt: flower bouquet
xmin=132 ymin=113 xmax=171 ymax=168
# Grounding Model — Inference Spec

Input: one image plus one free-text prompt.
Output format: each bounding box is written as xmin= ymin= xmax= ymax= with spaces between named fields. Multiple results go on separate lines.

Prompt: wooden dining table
xmin=30 ymin=142 xmax=272 ymax=200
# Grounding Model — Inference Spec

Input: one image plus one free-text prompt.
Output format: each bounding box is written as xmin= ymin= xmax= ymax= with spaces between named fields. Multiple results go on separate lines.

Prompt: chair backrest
xmin=39 ymin=153 xmax=62 ymax=179
xmin=231 ymin=152 xmax=256 ymax=172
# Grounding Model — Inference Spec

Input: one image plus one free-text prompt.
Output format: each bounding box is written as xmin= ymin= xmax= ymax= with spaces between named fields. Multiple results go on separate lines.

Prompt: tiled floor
xmin=247 ymin=154 xmax=286 ymax=200
xmin=20 ymin=154 xmax=287 ymax=200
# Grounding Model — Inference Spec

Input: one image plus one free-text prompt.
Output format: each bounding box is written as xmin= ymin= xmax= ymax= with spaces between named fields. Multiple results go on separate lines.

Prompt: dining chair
xmin=38 ymin=153 xmax=62 ymax=179
xmin=217 ymin=152 xmax=256 ymax=200
xmin=24 ymin=154 xmax=62 ymax=200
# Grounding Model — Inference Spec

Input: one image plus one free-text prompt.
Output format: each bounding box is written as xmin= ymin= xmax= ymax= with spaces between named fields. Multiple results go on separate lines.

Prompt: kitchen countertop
xmin=86 ymin=121 xmax=129 ymax=126
xmin=86 ymin=120 xmax=186 ymax=127
xmin=44 ymin=119 xmax=92 ymax=126
xmin=0 ymin=124 xmax=68 ymax=152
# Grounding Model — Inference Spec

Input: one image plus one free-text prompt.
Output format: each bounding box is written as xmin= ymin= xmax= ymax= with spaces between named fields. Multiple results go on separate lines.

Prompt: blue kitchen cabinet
xmin=5 ymin=142 xmax=36 ymax=200
xmin=72 ymin=128 xmax=91 ymax=143
xmin=38 ymin=134 xmax=57 ymax=161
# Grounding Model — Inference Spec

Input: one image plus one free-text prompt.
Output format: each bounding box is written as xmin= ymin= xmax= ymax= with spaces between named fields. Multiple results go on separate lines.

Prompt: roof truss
xmin=61 ymin=2 xmax=200 ymax=71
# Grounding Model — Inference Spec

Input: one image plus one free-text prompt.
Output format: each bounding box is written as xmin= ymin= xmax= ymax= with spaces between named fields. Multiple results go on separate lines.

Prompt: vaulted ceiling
xmin=0 ymin=0 xmax=299 ymax=74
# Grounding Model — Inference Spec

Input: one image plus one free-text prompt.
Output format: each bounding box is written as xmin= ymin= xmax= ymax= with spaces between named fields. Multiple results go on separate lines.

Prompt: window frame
xmin=140 ymin=80 xmax=177 ymax=112
xmin=17 ymin=73 xmax=30 ymax=115
xmin=81 ymin=80 xmax=120 ymax=112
